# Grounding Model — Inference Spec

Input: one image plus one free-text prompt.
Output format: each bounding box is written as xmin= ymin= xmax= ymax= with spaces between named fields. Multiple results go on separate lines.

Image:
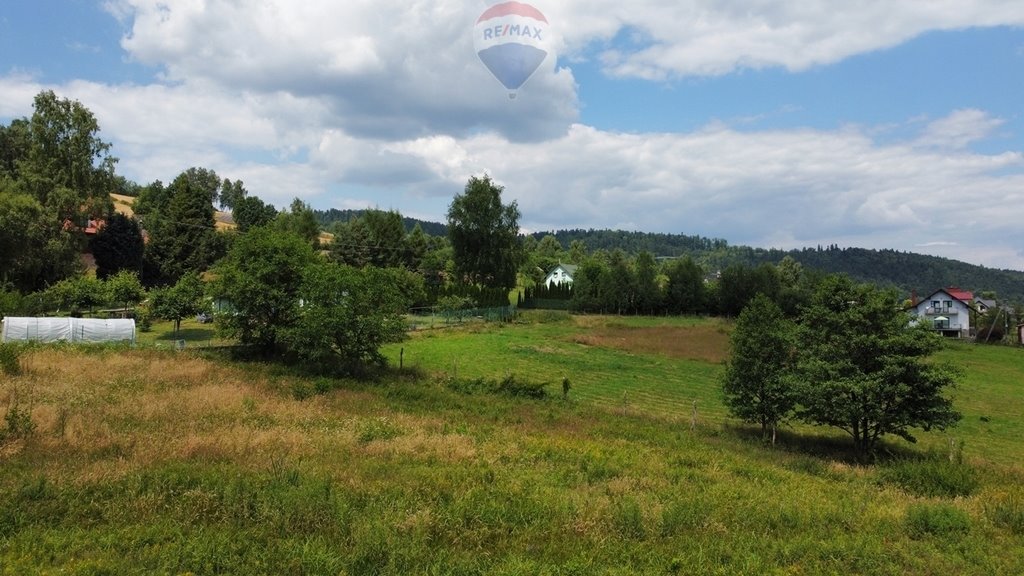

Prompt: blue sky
xmin=2 ymin=1 xmax=1023 ymax=270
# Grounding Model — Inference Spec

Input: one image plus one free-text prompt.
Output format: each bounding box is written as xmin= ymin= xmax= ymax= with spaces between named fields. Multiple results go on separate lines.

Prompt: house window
xmin=943 ymin=300 xmax=953 ymax=311
xmin=931 ymin=300 xmax=940 ymax=310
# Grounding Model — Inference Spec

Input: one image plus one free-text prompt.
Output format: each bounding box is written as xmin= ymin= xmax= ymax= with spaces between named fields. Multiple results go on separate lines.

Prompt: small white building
xmin=543 ymin=264 xmax=577 ymax=288
xmin=909 ymin=288 xmax=975 ymax=338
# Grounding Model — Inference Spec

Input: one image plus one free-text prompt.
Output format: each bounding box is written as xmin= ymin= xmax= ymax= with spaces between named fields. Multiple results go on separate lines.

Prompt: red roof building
xmin=944 ymin=287 xmax=973 ymax=302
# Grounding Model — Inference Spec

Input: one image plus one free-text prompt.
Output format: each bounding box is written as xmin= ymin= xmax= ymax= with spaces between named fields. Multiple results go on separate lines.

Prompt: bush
xmin=444 ymin=374 xmax=548 ymax=399
xmin=984 ymin=491 xmax=1024 ymax=535
xmin=905 ymin=503 xmax=971 ymax=538
xmin=880 ymin=457 xmax=979 ymax=498
xmin=1 ymin=402 xmax=36 ymax=442
xmin=136 ymin=307 xmax=153 ymax=332
xmin=0 ymin=343 xmax=23 ymax=376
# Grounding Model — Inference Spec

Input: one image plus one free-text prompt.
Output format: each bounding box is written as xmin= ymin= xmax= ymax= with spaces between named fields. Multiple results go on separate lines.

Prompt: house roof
xmin=548 ymin=263 xmax=578 ymax=275
xmin=920 ymin=287 xmax=973 ymax=305
xmin=945 ymin=287 xmax=973 ymax=302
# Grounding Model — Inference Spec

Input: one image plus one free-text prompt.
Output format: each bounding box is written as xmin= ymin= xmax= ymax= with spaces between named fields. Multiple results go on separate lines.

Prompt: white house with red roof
xmin=909 ymin=287 xmax=977 ymax=338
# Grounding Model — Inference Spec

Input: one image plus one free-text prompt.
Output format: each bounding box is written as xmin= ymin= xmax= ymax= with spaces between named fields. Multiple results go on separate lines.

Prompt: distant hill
xmin=313 ymin=209 xmax=447 ymax=237
xmin=307 ymin=212 xmax=1024 ymax=303
xmin=532 ymin=229 xmax=1024 ymax=304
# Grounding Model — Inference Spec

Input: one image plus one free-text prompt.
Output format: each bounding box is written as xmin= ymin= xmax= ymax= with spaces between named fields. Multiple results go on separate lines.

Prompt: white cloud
xmin=94 ymin=0 xmax=1024 ymax=146
xmin=105 ymin=0 xmax=578 ymax=141
xmin=383 ymin=122 xmax=1024 ymax=268
xmin=917 ymin=109 xmax=1006 ymax=149
xmin=548 ymin=0 xmax=1024 ymax=78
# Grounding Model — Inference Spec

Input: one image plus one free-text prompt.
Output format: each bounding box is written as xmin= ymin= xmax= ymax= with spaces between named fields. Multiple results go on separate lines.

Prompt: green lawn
xmin=931 ymin=341 xmax=1024 ymax=465
xmin=387 ymin=311 xmax=1024 ymax=466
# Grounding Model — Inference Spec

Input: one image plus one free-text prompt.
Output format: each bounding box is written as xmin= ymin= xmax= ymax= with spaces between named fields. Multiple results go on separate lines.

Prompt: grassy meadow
xmin=1 ymin=312 xmax=1022 ymax=574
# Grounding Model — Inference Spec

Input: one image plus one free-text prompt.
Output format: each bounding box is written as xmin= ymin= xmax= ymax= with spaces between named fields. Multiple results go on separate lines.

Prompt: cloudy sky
xmin=2 ymin=1 xmax=1023 ymax=269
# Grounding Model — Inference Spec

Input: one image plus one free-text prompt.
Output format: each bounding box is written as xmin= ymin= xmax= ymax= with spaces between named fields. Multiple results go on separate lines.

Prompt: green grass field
xmin=387 ymin=312 xmax=1024 ymax=465
xmin=1 ymin=312 xmax=1022 ymax=574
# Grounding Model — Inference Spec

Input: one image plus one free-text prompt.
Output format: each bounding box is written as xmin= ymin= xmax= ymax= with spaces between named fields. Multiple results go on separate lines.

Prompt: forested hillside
xmin=314 ymin=208 xmax=447 ymax=237
xmin=533 ymin=230 xmax=1024 ymax=303
xmin=307 ymin=211 xmax=1024 ymax=302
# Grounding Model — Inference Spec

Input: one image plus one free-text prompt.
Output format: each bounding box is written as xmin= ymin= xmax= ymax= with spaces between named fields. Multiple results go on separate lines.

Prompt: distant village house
xmin=909 ymin=287 xmax=977 ymax=338
xmin=544 ymin=264 xmax=577 ymax=288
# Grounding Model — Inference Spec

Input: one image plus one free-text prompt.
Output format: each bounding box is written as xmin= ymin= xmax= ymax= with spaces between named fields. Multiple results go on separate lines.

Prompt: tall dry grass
xmin=1 ymin=347 xmax=475 ymax=484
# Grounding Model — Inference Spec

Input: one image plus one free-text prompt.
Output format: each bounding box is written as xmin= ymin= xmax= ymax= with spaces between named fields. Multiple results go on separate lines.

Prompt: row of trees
xmin=527 ymin=229 xmax=1024 ymax=305
xmin=564 ymin=252 xmax=817 ymax=318
xmin=722 ymin=276 xmax=962 ymax=457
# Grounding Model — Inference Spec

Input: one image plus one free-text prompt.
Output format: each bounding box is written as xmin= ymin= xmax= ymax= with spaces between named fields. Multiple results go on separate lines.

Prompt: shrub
xmin=984 ymin=491 xmax=1024 ymax=535
xmin=1 ymin=402 xmax=36 ymax=442
xmin=136 ymin=307 xmax=153 ymax=332
xmin=880 ymin=457 xmax=979 ymax=498
xmin=495 ymin=374 xmax=547 ymax=399
xmin=905 ymin=503 xmax=971 ymax=538
xmin=0 ymin=343 xmax=22 ymax=376
xmin=443 ymin=374 xmax=548 ymax=399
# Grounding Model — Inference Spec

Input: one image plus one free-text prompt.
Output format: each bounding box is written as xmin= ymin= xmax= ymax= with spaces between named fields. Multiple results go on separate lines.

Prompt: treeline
xmin=313 ymin=208 xmax=447 ymax=237
xmin=532 ymin=229 xmax=729 ymax=256
xmin=760 ymin=246 xmax=1024 ymax=304
xmin=536 ymin=231 xmax=1024 ymax=303
xmin=561 ymin=251 xmax=818 ymax=318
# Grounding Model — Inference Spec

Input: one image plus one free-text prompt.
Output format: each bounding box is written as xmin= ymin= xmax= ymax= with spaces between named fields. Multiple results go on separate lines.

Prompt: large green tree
xmin=274 ymin=198 xmax=321 ymax=248
xmin=0 ymin=91 xmax=118 ymax=291
xmin=20 ymin=90 xmax=115 ymax=220
xmin=634 ymin=251 xmax=661 ymax=314
xmin=447 ymin=175 xmax=521 ymax=291
xmin=142 ymin=170 xmax=224 ymax=286
xmin=718 ymin=263 xmax=780 ymax=317
xmin=219 ymin=178 xmax=247 ymax=211
xmin=0 ymin=187 xmax=65 ymax=291
xmin=664 ymin=256 xmax=705 ymax=314
xmin=795 ymin=275 xmax=961 ymax=457
xmin=91 ymin=213 xmax=144 ymax=279
xmin=722 ymin=294 xmax=796 ymax=443
xmin=329 ymin=217 xmax=373 ymax=268
xmin=212 ymin=227 xmax=318 ymax=354
xmin=45 ymin=275 xmax=105 ymax=316
xmin=233 ymin=195 xmax=277 ymax=232
xmin=283 ymin=263 xmax=411 ymax=373
xmin=362 ymin=209 xmax=407 ymax=268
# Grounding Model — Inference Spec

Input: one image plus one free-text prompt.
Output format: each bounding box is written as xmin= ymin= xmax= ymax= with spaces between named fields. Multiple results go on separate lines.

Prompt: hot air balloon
xmin=473 ymin=1 xmax=550 ymax=98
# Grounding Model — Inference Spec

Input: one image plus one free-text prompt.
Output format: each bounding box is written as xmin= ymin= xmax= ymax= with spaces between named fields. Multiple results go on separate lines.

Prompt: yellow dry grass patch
xmin=0 ymin=348 xmax=445 ymax=483
xmin=109 ymin=193 xmax=136 ymax=217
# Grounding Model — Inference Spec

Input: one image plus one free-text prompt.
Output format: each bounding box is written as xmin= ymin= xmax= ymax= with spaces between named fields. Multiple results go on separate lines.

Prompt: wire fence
xmin=407 ymin=305 xmax=517 ymax=330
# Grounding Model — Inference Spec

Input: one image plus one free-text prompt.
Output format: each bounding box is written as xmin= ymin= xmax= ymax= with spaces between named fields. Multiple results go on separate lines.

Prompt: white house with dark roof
xmin=543 ymin=264 xmax=577 ymax=288
xmin=909 ymin=287 xmax=976 ymax=338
